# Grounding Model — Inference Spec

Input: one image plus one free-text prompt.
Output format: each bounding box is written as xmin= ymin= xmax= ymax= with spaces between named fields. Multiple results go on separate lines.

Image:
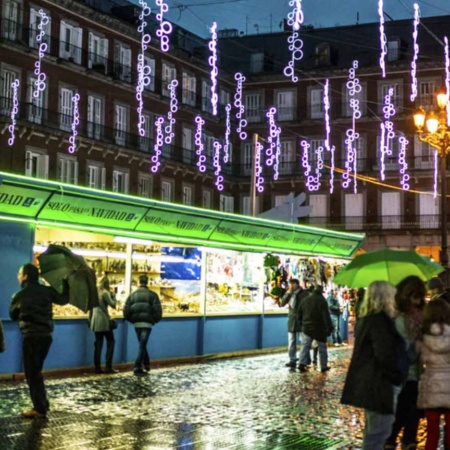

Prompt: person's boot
xmin=105 ymin=340 xmax=117 ymax=373
xmin=94 ymin=340 xmax=103 ymax=373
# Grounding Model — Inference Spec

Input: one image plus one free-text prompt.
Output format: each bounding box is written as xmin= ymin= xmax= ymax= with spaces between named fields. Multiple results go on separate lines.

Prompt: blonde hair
xmin=359 ymin=281 xmax=397 ymax=318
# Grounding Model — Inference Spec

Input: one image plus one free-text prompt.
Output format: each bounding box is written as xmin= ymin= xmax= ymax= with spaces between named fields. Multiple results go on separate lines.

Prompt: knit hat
xmin=427 ymin=277 xmax=444 ymax=290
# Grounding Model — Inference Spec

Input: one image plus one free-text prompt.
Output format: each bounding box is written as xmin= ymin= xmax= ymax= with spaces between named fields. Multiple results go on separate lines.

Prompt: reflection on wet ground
xmin=0 ymin=349 xmax=439 ymax=449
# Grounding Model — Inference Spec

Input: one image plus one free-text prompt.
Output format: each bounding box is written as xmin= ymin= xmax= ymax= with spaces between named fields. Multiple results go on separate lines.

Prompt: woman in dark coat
xmin=341 ymin=281 xmax=408 ymax=450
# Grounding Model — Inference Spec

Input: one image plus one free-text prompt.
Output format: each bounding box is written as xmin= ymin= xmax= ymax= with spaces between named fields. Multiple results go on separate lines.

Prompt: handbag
xmin=109 ymin=319 xmax=118 ymax=330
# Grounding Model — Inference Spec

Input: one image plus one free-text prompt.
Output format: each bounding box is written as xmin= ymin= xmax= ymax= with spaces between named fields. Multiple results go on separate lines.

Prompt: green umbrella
xmin=333 ymin=248 xmax=445 ymax=288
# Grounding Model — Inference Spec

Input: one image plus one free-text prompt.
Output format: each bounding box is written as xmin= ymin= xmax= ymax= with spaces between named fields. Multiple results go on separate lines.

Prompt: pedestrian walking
xmin=327 ymin=289 xmax=343 ymax=346
xmin=427 ymin=277 xmax=450 ymax=304
xmin=416 ymin=299 xmax=450 ymax=450
xmin=9 ymin=263 xmax=70 ymax=418
xmin=341 ymin=281 xmax=408 ymax=450
xmin=297 ymin=285 xmax=333 ymax=373
xmin=89 ymin=276 xmax=118 ymax=374
xmin=280 ymin=279 xmax=309 ymax=368
xmin=0 ymin=319 xmax=5 ymax=353
xmin=123 ymin=274 xmax=162 ymax=376
xmin=384 ymin=276 xmax=426 ymax=450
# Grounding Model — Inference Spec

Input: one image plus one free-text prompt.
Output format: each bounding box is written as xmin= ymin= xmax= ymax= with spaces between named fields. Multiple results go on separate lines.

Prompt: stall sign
xmin=209 ymin=221 xmax=273 ymax=246
xmin=315 ymin=236 xmax=360 ymax=257
xmin=267 ymin=229 xmax=321 ymax=252
xmin=0 ymin=184 xmax=50 ymax=217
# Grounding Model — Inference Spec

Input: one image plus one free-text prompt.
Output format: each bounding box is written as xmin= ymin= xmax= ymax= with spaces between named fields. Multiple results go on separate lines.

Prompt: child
xmin=417 ymin=299 xmax=450 ymax=450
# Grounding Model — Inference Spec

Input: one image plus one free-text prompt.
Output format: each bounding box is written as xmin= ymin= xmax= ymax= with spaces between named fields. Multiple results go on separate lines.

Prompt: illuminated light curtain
xmin=223 ymin=103 xmax=232 ymax=163
xmin=265 ymin=107 xmax=282 ymax=182
xmin=398 ymin=136 xmax=410 ymax=191
xmin=155 ymin=0 xmax=172 ymax=52
xmin=410 ymin=3 xmax=420 ymax=102
xmin=208 ymin=22 xmax=219 ymax=116
xmin=151 ymin=116 xmax=164 ymax=173
xmin=234 ymin=73 xmax=247 ymax=140
xmin=164 ymin=79 xmax=178 ymax=144
xmin=8 ymin=79 xmax=20 ymax=146
xmin=33 ymin=10 xmax=49 ymax=102
xmin=342 ymin=60 xmax=361 ymax=193
xmin=379 ymin=87 xmax=395 ymax=181
xmin=255 ymin=140 xmax=265 ymax=193
xmin=213 ymin=141 xmax=224 ymax=191
xmin=283 ymin=0 xmax=304 ymax=82
xmin=445 ymin=36 xmax=450 ymax=126
xmin=195 ymin=115 xmax=206 ymax=173
xmin=68 ymin=93 xmax=80 ymax=154
xmin=434 ymin=149 xmax=438 ymax=198
xmin=301 ymin=140 xmax=320 ymax=191
xmin=136 ymin=0 xmax=152 ymax=138
xmin=378 ymin=0 xmax=387 ymax=78
xmin=274 ymin=133 xmax=281 ymax=181
xmin=323 ymin=79 xmax=335 ymax=193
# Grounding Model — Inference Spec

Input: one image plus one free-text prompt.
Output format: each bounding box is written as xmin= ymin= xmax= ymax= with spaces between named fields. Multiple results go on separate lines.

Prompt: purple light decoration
xmin=33 ymin=9 xmax=49 ymax=102
xmin=301 ymin=140 xmax=319 ymax=191
xmin=208 ymin=22 xmax=219 ymax=116
xmin=323 ymin=79 xmax=335 ymax=193
xmin=136 ymin=0 xmax=152 ymax=138
xmin=213 ymin=141 xmax=224 ymax=191
xmin=433 ymin=149 xmax=438 ymax=198
xmin=283 ymin=0 xmax=304 ymax=83
xmin=234 ymin=73 xmax=247 ymax=140
xmin=8 ymin=79 xmax=19 ymax=146
xmin=398 ymin=136 xmax=410 ymax=191
xmin=164 ymin=79 xmax=178 ymax=144
xmin=265 ymin=107 xmax=280 ymax=168
xmin=378 ymin=0 xmax=387 ymax=78
xmin=343 ymin=60 xmax=361 ymax=193
xmin=379 ymin=87 xmax=396 ymax=181
xmin=255 ymin=140 xmax=264 ymax=193
xmin=445 ymin=37 xmax=450 ymax=126
xmin=223 ymin=104 xmax=231 ymax=163
xmin=155 ymin=0 xmax=172 ymax=52
xmin=151 ymin=116 xmax=164 ymax=173
xmin=274 ymin=132 xmax=281 ymax=181
xmin=195 ymin=115 xmax=206 ymax=173
xmin=410 ymin=3 xmax=420 ymax=102
xmin=68 ymin=93 xmax=80 ymax=154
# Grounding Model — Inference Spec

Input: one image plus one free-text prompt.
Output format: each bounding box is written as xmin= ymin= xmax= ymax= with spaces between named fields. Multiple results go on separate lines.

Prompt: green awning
xmin=0 ymin=172 xmax=364 ymax=258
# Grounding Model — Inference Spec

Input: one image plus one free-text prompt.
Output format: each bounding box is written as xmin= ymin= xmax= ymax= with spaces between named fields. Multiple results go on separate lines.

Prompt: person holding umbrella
xmin=9 ymin=263 xmax=70 ymax=419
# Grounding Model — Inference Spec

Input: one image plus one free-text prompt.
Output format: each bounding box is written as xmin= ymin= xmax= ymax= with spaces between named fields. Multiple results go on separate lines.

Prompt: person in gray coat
xmin=89 ymin=276 xmax=117 ymax=374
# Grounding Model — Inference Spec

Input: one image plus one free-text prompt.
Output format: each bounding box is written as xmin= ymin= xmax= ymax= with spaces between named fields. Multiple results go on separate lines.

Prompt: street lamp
xmin=413 ymin=88 xmax=450 ymax=287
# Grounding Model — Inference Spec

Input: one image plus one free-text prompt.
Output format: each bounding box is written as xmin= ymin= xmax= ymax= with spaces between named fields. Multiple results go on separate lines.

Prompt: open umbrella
xmin=37 ymin=244 xmax=99 ymax=312
xmin=333 ymin=248 xmax=444 ymax=288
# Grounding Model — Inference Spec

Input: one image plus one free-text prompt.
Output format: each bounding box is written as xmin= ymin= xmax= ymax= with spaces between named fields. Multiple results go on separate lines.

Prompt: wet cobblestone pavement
xmin=0 ymin=348 xmax=441 ymax=449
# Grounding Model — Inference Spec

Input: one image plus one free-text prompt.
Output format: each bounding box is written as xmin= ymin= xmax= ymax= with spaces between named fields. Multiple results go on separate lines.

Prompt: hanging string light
xmin=323 ymin=79 xmax=335 ymax=193
xmin=32 ymin=9 xmax=49 ymax=102
xmin=164 ymin=79 xmax=178 ymax=144
xmin=265 ymin=107 xmax=281 ymax=170
xmin=274 ymin=132 xmax=281 ymax=181
xmin=433 ymin=149 xmax=438 ymax=198
xmin=223 ymin=103 xmax=231 ymax=163
xmin=234 ymin=73 xmax=247 ymax=140
xmin=301 ymin=140 xmax=319 ymax=191
xmin=213 ymin=141 xmax=224 ymax=191
xmin=410 ymin=3 xmax=420 ymax=102
xmin=195 ymin=115 xmax=206 ymax=173
xmin=379 ymin=87 xmax=395 ymax=181
xmin=8 ymin=79 xmax=19 ymax=146
xmin=283 ymin=0 xmax=304 ymax=82
xmin=151 ymin=116 xmax=164 ymax=173
xmin=255 ymin=140 xmax=264 ymax=193
xmin=68 ymin=93 xmax=80 ymax=154
xmin=155 ymin=0 xmax=172 ymax=52
xmin=378 ymin=0 xmax=387 ymax=78
xmin=445 ymin=36 xmax=450 ymax=126
xmin=208 ymin=22 xmax=219 ymax=116
xmin=398 ymin=136 xmax=410 ymax=191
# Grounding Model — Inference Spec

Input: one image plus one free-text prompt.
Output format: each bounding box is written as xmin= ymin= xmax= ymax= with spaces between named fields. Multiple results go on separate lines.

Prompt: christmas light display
xmin=195 ymin=115 xmax=206 ymax=173
xmin=8 ymin=79 xmax=19 ymax=146
xmin=32 ymin=9 xmax=49 ymax=101
xmin=301 ymin=140 xmax=318 ymax=191
xmin=433 ymin=149 xmax=438 ymax=198
xmin=213 ymin=141 xmax=224 ymax=191
xmin=283 ymin=0 xmax=304 ymax=82
xmin=255 ymin=140 xmax=265 ymax=192
xmin=274 ymin=132 xmax=281 ymax=181
xmin=323 ymin=79 xmax=335 ymax=193
xmin=379 ymin=87 xmax=395 ymax=181
xmin=445 ymin=37 xmax=450 ymax=126
xmin=410 ymin=3 xmax=420 ymax=102
xmin=136 ymin=0 xmax=152 ymax=138
xmin=155 ymin=0 xmax=172 ymax=52
xmin=265 ymin=107 xmax=280 ymax=168
xmin=164 ymin=79 xmax=178 ymax=144
xmin=223 ymin=103 xmax=231 ymax=163
xmin=398 ymin=136 xmax=410 ymax=191
xmin=208 ymin=22 xmax=219 ymax=116
xmin=378 ymin=0 xmax=387 ymax=78
xmin=234 ymin=72 xmax=247 ymax=140
xmin=151 ymin=116 xmax=164 ymax=173
xmin=68 ymin=93 xmax=80 ymax=154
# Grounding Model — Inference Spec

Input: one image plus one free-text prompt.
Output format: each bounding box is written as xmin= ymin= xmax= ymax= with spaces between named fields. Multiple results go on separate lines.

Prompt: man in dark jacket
xmin=280 ymin=279 xmax=308 ymax=368
xmin=327 ymin=290 xmax=342 ymax=346
xmin=123 ymin=274 xmax=162 ymax=375
xmin=297 ymin=285 xmax=333 ymax=373
xmin=10 ymin=263 xmax=69 ymax=419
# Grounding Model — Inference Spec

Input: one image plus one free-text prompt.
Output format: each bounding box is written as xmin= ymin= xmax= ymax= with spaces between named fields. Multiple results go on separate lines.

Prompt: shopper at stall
xmin=123 ymin=274 xmax=162 ymax=376
xmin=89 ymin=276 xmax=118 ymax=374
xmin=10 ymin=263 xmax=70 ymax=418
xmin=0 ymin=319 xmax=5 ymax=353
xmin=427 ymin=277 xmax=450 ymax=304
xmin=280 ymin=278 xmax=308 ymax=368
xmin=341 ymin=281 xmax=408 ymax=450
xmin=327 ymin=289 xmax=342 ymax=346
xmin=297 ymin=285 xmax=333 ymax=373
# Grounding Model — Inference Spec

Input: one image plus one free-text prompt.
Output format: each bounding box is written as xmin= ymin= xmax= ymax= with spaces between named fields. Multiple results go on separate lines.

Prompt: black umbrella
xmin=37 ymin=245 xmax=99 ymax=313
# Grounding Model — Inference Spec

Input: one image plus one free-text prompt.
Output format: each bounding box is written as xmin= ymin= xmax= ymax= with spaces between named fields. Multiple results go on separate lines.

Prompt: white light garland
xmin=274 ymin=132 xmax=281 ymax=181
xmin=223 ymin=103 xmax=231 ymax=163
xmin=398 ymin=136 xmax=410 ymax=191
xmin=283 ymin=0 xmax=304 ymax=82
xmin=208 ymin=22 xmax=219 ymax=116
xmin=8 ymin=79 xmax=20 ymax=146
xmin=195 ymin=115 xmax=206 ymax=173
xmin=255 ymin=140 xmax=264 ymax=192
xmin=213 ymin=141 xmax=224 ymax=191
xmin=151 ymin=116 xmax=164 ymax=173
xmin=378 ymin=0 xmax=387 ymax=78
xmin=301 ymin=140 xmax=316 ymax=191
xmin=434 ymin=150 xmax=438 ymax=198
xmin=265 ymin=107 xmax=280 ymax=169
xmin=155 ymin=0 xmax=172 ymax=52
xmin=410 ymin=3 xmax=420 ymax=102
xmin=234 ymin=73 xmax=247 ymax=140
xmin=68 ymin=93 xmax=80 ymax=154
xmin=379 ymin=87 xmax=396 ymax=181
xmin=33 ymin=9 xmax=49 ymax=102
xmin=445 ymin=36 xmax=450 ymax=126
xmin=164 ymin=79 xmax=178 ymax=144
xmin=323 ymin=79 xmax=334 ymax=193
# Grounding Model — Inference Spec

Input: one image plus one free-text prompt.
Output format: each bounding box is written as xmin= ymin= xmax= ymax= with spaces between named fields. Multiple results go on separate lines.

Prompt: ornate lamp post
xmin=413 ymin=89 xmax=450 ymax=286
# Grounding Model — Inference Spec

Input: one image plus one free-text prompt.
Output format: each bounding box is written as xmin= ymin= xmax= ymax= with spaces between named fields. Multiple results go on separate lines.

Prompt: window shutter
xmin=125 ymin=173 xmax=130 ymax=193
xmin=101 ymin=168 xmax=106 ymax=189
xmin=25 ymin=151 xmax=32 ymax=175
xmin=112 ymin=170 xmax=118 ymax=191
xmin=41 ymin=155 xmax=49 ymax=179
xmin=74 ymin=161 xmax=79 ymax=184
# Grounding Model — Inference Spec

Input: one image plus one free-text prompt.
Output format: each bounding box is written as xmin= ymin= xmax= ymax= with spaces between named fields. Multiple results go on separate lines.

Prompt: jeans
xmin=94 ymin=331 xmax=115 ymax=369
xmin=22 ymin=334 xmax=52 ymax=414
xmin=135 ymin=327 xmax=152 ymax=370
xmin=330 ymin=315 xmax=342 ymax=344
xmin=287 ymin=331 xmax=300 ymax=362
xmin=299 ymin=333 xmax=328 ymax=369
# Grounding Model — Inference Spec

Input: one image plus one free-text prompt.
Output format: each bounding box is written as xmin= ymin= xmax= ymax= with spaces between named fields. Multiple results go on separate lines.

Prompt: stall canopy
xmin=0 ymin=172 xmax=364 ymax=258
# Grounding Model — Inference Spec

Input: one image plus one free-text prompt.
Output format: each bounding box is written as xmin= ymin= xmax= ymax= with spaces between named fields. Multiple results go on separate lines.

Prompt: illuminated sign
xmin=156 ymin=0 xmax=172 ymax=52
xmin=410 ymin=3 xmax=420 ymax=102
xmin=68 ymin=93 xmax=80 ymax=154
xmin=195 ymin=115 xmax=206 ymax=173
xmin=0 ymin=184 xmax=49 ymax=217
xmin=255 ymin=140 xmax=264 ymax=193
xmin=398 ymin=136 xmax=410 ymax=191
xmin=208 ymin=22 xmax=219 ymax=116
xmin=223 ymin=104 xmax=231 ymax=163
xmin=33 ymin=9 xmax=49 ymax=103
xmin=8 ymin=79 xmax=19 ymax=146
xmin=234 ymin=73 xmax=247 ymax=140
xmin=283 ymin=0 xmax=304 ymax=82
xmin=213 ymin=141 xmax=224 ymax=191
xmin=164 ymin=79 xmax=178 ymax=144
xmin=151 ymin=117 xmax=164 ymax=173
xmin=378 ymin=0 xmax=387 ymax=78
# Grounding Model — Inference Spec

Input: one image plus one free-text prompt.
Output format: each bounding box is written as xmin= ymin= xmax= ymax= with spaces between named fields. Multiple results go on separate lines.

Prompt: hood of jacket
xmin=422 ymin=323 xmax=450 ymax=354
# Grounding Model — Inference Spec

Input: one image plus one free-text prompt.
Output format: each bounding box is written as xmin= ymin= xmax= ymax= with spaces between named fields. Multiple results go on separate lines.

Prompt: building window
xmin=29 ymin=6 xmax=51 ymax=50
xmin=25 ymin=148 xmax=48 ymax=178
xmin=2 ymin=0 xmax=21 ymax=41
xmin=244 ymin=92 xmax=262 ymax=123
xmin=418 ymin=79 xmax=439 ymax=110
xmin=387 ymin=39 xmax=400 ymax=62
xmin=202 ymin=190 xmax=212 ymax=209
xmin=59 ymin=20 xmax=82 ymax=64
xmin=381 ymin=192 xmax=401 ymax=229
xmin=220 ymin=194 xmax=234 ymax=213
xmin=182 ymin=72 xmax=196 ymax=106
xmin=242 ymin=142 xmax=253 ymax=175
xmin=88 ymin=32 xmax=108 ymax=73
xmin=87 ymin=95 xmax=104 ymax=140
xmin=220 ymin=89 xmax=230 ymax=106
xmin=114 ymin=42 xmax=132 ymax=82
xmin=87 ymin=163 xmax=105 ymax=189
xmin=138 ymin=173 xmax=152 ymax=198
xmin=162 ymin=62 xmax=176 ymax=97
xmin=57 ymin=154 xmax=78 ymax=184
xmin=419 ymin=192 xmax=439 ymax=229
xmin=315 ymin=43 xmax=330 ymax=65
xmin=59 ymin=86 xmax=75 ymax=132
xmin=140 ymin=113 xmax=153 ymax=151
xmin=114 ymin=104 xmax=128 ymax=146
xmin=112 ymin=168 xmax=129 ymax=194
xmin=242 ymin=195 xmax=260 ymax=215
xmin=309 ymin=194 xmax=328 ymax=227
xmin=182 ymin=184 xmax=193 ymax=206
xmin=250 ymin=52 xmax=264 ymax=73
xmin=276 ymin=90 xmax=295 ymax=121
xmin=414 ymin=136 xmax=434 ymax=170
xmin=344 ymin=193 xmax=363 ymax=230
xmin=27 ymin=75 xmax=46 ymax=124
xmin=279 ymin=140 xmax=295 ymax=174
xmin=343 ymin=82 xmax=366 ymax=117
xmin=201 ymin=80 xmax=212 ymax=113
xmin=0 ymin=67 xmax=20 ymax=115
xmin=203 ymin=134 xmax=215 ymax=165
xmin=144 ymin=55 xmax=155 ymax=91
xmin=182 ymin=127 xmax=194 ymax=164
xmin=161 ymin=179 xmax=174 ymax=202
xmin=309 ymin=87 xmax=323 ymax=119
xmin=379 ymin=81 xmax=403 ymax=114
